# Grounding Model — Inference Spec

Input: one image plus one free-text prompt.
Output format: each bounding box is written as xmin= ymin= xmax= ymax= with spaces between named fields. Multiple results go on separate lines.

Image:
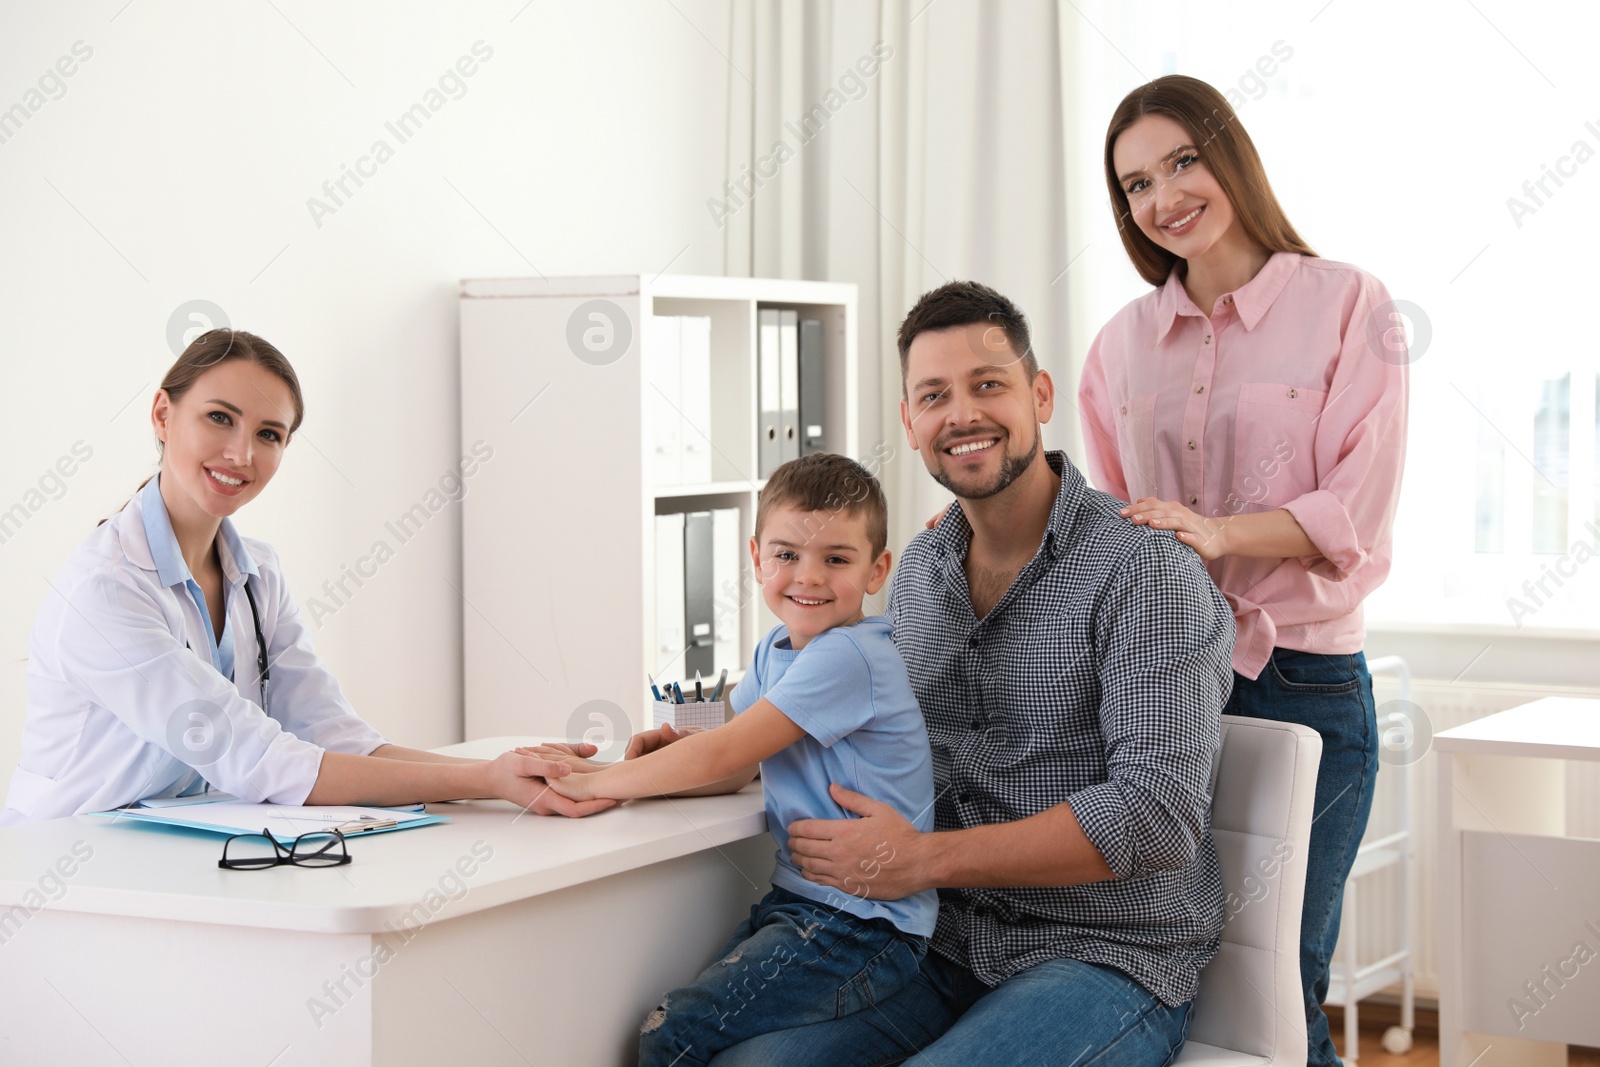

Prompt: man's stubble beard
xmin=931 ymin=423 xmax=1040 ymax=501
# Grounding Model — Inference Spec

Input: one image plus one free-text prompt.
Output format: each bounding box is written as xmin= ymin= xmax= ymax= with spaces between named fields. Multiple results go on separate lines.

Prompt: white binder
xmin=654 ymin=512 xmax=686 ymax=676
xmin=679 ymin=315 xmax=713 ymax=484
xmin=648 ymin=315 xmax=683 ymax=486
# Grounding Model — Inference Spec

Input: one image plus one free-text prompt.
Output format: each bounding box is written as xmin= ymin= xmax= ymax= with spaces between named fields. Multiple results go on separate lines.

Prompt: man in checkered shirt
xmin=716 ymin=281 xmax=1235 ymax=1065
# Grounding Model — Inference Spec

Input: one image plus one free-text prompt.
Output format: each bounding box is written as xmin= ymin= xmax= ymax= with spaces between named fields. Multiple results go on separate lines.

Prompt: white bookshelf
xmin=459 ymin=274 xmax=859 ymax=741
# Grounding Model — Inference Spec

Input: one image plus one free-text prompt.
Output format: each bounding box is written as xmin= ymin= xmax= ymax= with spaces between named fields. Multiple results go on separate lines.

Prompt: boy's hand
xmin=543 ymin=769 xmax=603 ymax=801
xmin=624 ymin=722 xmax=702 ymax=759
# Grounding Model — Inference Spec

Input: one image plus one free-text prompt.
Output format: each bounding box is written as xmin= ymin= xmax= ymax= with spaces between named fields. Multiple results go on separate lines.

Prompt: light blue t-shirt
xmin=729 ymin=615 xmax=938 ymax=937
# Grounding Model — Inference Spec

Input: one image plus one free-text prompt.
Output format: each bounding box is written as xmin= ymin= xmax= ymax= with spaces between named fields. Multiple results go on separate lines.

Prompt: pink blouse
xmin=1078 ymin=252 xmax=1408 ymax=680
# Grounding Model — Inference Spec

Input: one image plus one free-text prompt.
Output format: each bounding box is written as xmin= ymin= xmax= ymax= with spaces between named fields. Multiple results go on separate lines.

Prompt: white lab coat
xmin=1 ymin=483 xmax=389 ymax=824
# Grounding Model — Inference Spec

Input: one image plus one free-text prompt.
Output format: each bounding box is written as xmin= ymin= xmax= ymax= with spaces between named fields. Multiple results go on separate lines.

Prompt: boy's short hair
xmin=755 ymin=453 xmax=889 ymax=558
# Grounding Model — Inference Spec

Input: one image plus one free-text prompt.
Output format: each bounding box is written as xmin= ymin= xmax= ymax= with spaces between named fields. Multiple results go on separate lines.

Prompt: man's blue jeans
xmin=1227 ymin=648 xmax=1380 ymax=1067
xmin=638 ymin=886 xmax=928 ymax=1067
xmin=709 ymin=949 xmax=1193 ymax=1066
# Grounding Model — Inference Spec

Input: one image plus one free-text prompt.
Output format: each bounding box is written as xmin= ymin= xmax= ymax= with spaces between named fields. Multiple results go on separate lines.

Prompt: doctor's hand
xmin=486 ymin=751 xmax=617 ymax=818
xmin=786 ymin=783 xmax=928 ymax=901
xmin=624 ymin=722 xmax=701 ymax=760
xmin=1121 ymin=498 xmax=1229 ymax=561
xmin=523 ymin=741 xmax=599 ymax=760
xmin=512 ymin=746 xmax=609 ymax=774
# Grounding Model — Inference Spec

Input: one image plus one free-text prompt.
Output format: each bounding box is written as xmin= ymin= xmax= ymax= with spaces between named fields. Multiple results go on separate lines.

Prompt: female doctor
xmin=1 ymin=329 xmax=612 ymax=825
xmin=1078 ymin=76 xmax=1407 ymax=1066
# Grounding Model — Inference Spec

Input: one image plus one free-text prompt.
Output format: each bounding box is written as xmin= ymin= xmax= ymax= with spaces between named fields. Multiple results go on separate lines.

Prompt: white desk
xmin=0 ymin=737 xmax=771 ymax=1066
xmin=1435 ymin=698 xmax=1600 ymax=1067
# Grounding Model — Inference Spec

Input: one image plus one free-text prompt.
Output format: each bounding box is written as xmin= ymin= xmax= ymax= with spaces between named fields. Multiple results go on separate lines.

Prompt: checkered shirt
xmin=887 ymin=451 xmax=1233 ymax=1007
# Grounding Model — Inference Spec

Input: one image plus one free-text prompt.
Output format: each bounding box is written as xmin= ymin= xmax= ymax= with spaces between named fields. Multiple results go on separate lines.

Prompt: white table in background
xmin=0 ymin=737 xmax=771 ymax=1066
xmin=1435 ymin=698 xmax=1600 ymax=1067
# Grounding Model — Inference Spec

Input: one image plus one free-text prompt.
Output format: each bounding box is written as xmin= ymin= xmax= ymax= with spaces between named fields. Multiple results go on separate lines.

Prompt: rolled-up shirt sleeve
xmin=1280 ymin=274 xmax=1408 ymax=583
xmin=1069 ymin=536 xmax=1234 ymax=879
xmin=57 ymin=567 xmax=328 ymax=805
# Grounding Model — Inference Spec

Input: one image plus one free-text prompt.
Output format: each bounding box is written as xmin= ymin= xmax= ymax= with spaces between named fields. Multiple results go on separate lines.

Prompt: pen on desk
xmin=694 ymin=670 xmax=704 ymax=702
xmin=711 ymin=667 xmax=728 ymax=702
xmin=671 ymin=682 xmax=684 ymax=704
xmin=649 ymin=674 xmax=664 ymax=702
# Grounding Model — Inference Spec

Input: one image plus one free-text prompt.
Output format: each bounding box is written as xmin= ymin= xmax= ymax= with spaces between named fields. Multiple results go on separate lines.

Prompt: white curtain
xmin=715 ymin=0 xmax=1079 ymax=559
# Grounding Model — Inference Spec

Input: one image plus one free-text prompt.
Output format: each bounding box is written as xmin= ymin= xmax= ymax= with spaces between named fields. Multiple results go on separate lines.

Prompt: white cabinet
xmin=459 ymin=274 xmax=858 ymax=741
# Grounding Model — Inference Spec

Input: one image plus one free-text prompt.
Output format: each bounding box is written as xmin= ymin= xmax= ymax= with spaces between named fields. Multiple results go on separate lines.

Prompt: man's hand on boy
xmin=624 ymin=722 xmax=703 ymax=759
xmin=787 ymin=783 xmax=928 ymax=901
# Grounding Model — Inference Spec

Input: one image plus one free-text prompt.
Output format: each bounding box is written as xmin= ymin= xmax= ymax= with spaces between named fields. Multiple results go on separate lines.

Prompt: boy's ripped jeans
xmin=638 ymin=886 xmax=927 ymax=1067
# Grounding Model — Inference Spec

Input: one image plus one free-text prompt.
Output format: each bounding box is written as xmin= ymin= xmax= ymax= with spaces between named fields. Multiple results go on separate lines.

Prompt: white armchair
xmin=1174 ymin=715 xmax=1323 ymax=1066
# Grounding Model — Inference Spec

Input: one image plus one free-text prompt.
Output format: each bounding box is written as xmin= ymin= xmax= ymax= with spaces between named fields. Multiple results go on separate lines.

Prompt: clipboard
xmin=92 ymin=799 xmax=448 ymax=838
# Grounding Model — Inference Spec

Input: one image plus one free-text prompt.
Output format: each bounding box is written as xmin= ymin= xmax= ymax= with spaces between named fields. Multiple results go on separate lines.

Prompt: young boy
xmin=543 ymin=452 xmax=937 ymax=1067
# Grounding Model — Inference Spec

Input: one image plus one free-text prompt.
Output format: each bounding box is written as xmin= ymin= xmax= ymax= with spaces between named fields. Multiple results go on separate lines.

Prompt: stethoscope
xmin=243 ymin=580 xmax=271 ymax=713
xmin=186 ymin=578 xmax=271 ymax=714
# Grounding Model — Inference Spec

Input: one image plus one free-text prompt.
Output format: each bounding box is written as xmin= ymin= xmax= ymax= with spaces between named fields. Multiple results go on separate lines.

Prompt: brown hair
xmin=755 ymin=452 xmax=888 ymax=558
xmin=103 ymin=329 xmax=303 ymax=523
xmin=1103 ymin=74 xmax=1315 ymax=286
xmin=160 ymin=328 xmax=304 ymax=436
xmin=896 ymin=280 xmax=1037 ymax=394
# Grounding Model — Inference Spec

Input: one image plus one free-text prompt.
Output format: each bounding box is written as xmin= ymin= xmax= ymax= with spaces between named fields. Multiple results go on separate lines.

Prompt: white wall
xmin=0 ymin=1 xmax=746 ymax=778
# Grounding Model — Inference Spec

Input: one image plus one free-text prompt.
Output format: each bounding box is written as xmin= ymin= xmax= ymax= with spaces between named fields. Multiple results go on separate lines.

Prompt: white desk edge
xmin=0 ymin=736 xmax=771 ymax=935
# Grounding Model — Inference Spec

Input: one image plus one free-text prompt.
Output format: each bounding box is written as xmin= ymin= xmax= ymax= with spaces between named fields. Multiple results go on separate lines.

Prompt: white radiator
xmin=1335 ymin=677 xmax=1600 ymax=1002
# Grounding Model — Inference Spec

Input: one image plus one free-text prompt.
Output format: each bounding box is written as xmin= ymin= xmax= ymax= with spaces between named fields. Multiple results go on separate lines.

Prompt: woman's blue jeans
xmin=1226 ymin=647 xmax=1380 ymax=1067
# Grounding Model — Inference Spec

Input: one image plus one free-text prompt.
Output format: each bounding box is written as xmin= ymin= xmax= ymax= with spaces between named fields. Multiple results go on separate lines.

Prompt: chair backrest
xmin=1185 ymin=715 xmax=1322 ymax=1062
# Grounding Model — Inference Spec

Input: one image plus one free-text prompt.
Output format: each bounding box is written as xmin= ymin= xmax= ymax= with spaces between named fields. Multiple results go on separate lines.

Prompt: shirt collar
xmin=138 ymin=475 xmax=258 ymax=589
xmin=1232 ymin=251 xmax=1300 ymax=330
xmin=1154 ymin=250 xmax=1303 ymax=340
xmin=1040 ymin=450 xmax=1086 ymax=562
xmin=1153 ymin=272 xmax=1187 ymax=342
xmin=928 ymin=449 xmax=1085 ymax=565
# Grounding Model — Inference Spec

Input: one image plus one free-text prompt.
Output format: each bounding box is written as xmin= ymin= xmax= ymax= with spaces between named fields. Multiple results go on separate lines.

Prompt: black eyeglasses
xmin=219 ymin=827 xmax=351 ymax=870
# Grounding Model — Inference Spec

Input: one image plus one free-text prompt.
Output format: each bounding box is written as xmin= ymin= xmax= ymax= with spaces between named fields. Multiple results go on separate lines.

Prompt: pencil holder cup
xmin=651 ymin=700 xmax=730 ymax=732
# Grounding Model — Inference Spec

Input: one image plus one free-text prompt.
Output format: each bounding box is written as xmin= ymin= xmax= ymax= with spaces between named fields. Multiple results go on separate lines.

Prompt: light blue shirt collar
xmin=138 ymin=473 xmax=260 ymax=681
xmin=137 ymin=476 xmax=263 ymax=798
xmin=139 ymin=475 xmax=259 ymax=588
xmin=139 ymin=475 xmax=266 ymax=797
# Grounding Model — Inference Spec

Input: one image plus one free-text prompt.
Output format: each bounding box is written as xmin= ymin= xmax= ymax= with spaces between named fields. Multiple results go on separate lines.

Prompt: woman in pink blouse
xmin=1079 ymin=75 xmax=1407 ymax=1067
